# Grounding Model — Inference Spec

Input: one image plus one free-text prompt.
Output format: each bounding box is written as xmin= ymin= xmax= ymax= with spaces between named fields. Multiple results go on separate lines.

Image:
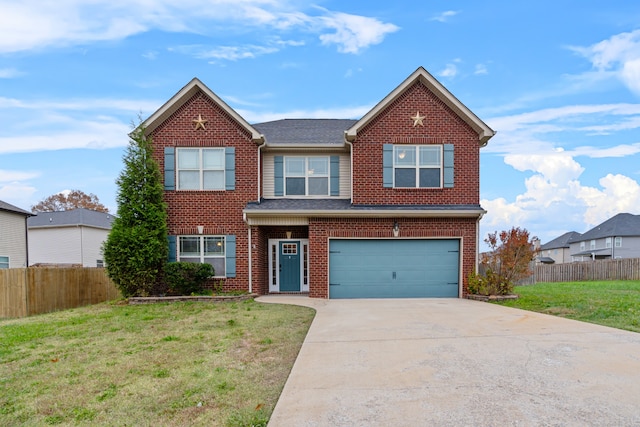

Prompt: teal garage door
xmin=329 ymin=239 xmax=460 ymax=298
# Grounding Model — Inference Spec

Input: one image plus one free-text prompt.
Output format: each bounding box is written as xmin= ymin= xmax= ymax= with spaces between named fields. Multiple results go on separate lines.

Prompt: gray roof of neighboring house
xmin=0 ymin=200 xmax=33 ymax=216
xmin=540 ymin=231 xmax=581 ymax=250
xmin=252 ymin=119 xmax=358 ymax=146
xmin=28 ymin=208 xmax=115 ymax=229
xmin=574 ymin=213 xmax=640 ymax=242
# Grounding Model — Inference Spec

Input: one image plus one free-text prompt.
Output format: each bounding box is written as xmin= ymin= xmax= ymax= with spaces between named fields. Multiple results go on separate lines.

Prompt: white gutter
xmin=244 ymin=208 xmax=486 ymax=223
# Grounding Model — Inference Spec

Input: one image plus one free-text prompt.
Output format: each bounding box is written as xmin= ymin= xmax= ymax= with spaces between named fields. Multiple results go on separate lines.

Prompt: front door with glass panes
xmin=268 ymin=239 xmax=309 ymax=293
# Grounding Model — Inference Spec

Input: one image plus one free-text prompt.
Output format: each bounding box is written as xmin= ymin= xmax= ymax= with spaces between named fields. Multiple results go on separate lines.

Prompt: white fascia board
xmin=137 ymin=78 xmax=265 ymax=144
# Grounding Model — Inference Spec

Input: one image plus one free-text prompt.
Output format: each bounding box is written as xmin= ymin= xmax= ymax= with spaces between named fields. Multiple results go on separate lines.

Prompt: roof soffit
xmin=139 ymin=78 xmax=264 ymax=143
xmin=345 ymin=67 xmax=496 ymax=146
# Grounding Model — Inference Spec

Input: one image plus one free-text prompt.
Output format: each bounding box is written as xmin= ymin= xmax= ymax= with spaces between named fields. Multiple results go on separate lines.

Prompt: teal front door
xmin=279 ymin=241 xmax=301 ymax=291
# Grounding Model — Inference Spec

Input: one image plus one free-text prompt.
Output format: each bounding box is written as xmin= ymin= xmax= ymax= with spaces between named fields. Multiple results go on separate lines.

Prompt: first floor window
xmin=393 ymin=145 xmax=442 ymax=188
xmin=0 ymin=256 xmax=8 ymax=269
xmin=178 ymin=235 xmax=226 ymax=276
xmin=177 ymin=148 xmax=225 ymax=190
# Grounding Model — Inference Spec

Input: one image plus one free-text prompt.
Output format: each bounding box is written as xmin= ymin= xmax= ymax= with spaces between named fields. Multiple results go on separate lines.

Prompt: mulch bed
xmin=128 ymin=293 xmax=258 ymax=304
xmin=466 ymin=294 xmax=519 ymax=302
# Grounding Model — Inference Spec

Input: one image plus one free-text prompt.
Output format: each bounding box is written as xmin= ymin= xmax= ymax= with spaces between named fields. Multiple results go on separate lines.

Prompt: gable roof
xmin=139 ymin=77 xmax=264 ymax=143
xmin=540 ymin=231 xmax=581 ymax=250
xmin=574 ymin=213 xmax=640 ymax=242
xmin=0 ymin=200 xmax=33 ymax=217
xmin=345 ymin=67 xmax=496 ymax=145
xmin=253 ymin=119 xmax=357 ymax=147
xmin=28 ymin=208 xmax=114 ymax=230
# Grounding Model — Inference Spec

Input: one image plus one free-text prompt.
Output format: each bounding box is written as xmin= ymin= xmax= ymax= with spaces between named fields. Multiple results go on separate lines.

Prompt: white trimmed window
xmin=178 ymin=235 xmax=226 ymax=277
xmin=606 ymin=237 xmax=612 ymax=248
xmin=284 ymin=156 xmax=329 ymax=196
xmin=580 ymin=242 xmax=585 ymax=251
xmin=393 ymin=145 xmax=442 ymax=188
xmin=177 ymin=148 xmax=225 ymax=190
xmin=0 ymin=256 xmax=8 ymax=269
xmin=615 ymin=237 xmax=622 ymax=247
xmin=590 ymin=240 xmax=596 ymax=250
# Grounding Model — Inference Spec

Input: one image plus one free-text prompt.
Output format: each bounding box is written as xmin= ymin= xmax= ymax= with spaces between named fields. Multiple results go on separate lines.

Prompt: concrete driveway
xmin=257 ymin=296 xmax=640 ymax=427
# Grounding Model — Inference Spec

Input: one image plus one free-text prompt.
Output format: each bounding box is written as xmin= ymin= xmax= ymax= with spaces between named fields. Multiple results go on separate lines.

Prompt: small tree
xmin=472 ymin=227 xmax=537 ymax=295
xmin=31 ymin=190 xmax=109 ymax=213
xmin=103 ymin=123 xmax=168 ymax=297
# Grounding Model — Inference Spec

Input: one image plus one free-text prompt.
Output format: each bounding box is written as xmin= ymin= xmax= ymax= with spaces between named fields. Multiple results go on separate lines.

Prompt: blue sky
xmin=1 ymin=0 xmax=640 ymax=246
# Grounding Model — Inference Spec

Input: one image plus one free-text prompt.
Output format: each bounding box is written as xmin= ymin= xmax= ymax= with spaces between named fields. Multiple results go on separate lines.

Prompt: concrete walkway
xmin=257 ymin=296 xmax=640 ymax=427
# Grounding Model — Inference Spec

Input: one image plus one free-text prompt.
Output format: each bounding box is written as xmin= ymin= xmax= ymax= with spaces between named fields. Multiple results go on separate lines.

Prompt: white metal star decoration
xmin=411 ymin=111 xmax=425 ymax=127
xmin=193 ymin=114 xmax=207 ymax=130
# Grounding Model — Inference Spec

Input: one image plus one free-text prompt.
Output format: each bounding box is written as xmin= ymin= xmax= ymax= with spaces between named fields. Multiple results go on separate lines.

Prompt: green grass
xmin=497 ymin=280 xmax=640 ymax=333
xmin=0 ymin=299 xmax=315 ymax=426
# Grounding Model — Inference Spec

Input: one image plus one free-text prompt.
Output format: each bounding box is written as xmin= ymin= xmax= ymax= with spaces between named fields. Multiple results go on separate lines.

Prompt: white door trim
xmin=268 ymin=238 xmax=310 ymax=293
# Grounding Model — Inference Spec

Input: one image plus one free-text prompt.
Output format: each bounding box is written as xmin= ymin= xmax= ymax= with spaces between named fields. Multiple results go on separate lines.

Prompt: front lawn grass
xmin=497 ymin=280 xmax=640 ymax=333
xmin=0 ymin=299 xmax=315 ymax=426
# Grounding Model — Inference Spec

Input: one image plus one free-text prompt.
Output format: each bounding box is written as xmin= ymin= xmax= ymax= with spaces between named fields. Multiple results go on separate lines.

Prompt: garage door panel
xmin=329 ymin=239 xmax=460 ymax=299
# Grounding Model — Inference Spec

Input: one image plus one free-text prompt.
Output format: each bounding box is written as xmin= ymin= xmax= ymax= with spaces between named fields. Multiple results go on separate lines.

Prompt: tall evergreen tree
xmin=103 ymin=124 xmax=168 ymax=297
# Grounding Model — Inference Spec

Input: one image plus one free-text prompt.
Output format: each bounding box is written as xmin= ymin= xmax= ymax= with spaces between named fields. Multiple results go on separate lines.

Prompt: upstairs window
xmin=393 ymin=145 xmax=442 ymax=188
xmin=284 ymin=156 xmax=329 ymax=196
xmin=606 ymin=237 xmax=612 ymax=248
xmin=383 ymin=144 xmax=453 ymax=188
xmin=590 ymin=240 xmax=596 ymax=250
xmin=615 ymin=237 xmax=622 ymax=247
xmin=177 ymin=148 xmax=225 ymax=190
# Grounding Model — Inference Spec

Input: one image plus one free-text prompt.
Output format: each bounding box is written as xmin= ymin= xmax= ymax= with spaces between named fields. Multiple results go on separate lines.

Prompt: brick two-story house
xmin=141 ymin=67 xmax=495 ymax=298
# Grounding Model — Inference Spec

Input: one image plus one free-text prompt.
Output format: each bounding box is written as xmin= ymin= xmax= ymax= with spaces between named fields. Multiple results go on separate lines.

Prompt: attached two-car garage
xmin=328 ymin=239 xmax=460 ymax=299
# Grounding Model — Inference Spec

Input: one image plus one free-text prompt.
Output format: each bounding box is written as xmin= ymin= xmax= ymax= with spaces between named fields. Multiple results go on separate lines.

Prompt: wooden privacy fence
xmin=518 ymin=258 xmax=640 ymax=285
xmin=0 ymin=268 xmax=121 ymax=318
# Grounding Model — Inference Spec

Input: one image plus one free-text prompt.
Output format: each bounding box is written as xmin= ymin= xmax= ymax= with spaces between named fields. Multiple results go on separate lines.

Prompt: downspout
xmin=344 ymin=132 xmax=354 ymax=202
xmin=248 ymin=226 xmax=252 ymax=294
xmin=257 ymin=142 xmax=265 ymax=202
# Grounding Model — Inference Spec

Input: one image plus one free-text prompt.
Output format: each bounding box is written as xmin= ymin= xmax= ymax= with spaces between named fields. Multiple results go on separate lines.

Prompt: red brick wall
xmin=352 ymin=81 xmax=480 ymax=206
xmin=150 ymin=90 xmax=257 ymax=292
xmin=308 ymin=217 xmax=478 ymax=298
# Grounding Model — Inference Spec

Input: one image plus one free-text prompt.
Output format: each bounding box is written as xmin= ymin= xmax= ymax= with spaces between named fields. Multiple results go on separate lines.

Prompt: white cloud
xmin=474 ymin=64 xmax=488 ymax=75
xmin=430 ymin=11 xmax=459 ymax=23
xmin=0 ymin=170 xmax=40 ymax=182
xmin=439 ymin=63 xmax=458 ymax=78
xmin=0 ymin=1 xmax=398 ymax=56
xmin=0 ymin=182 xmax=37 ymax=208
xmin=0 ymin=68 xmax=22 ymax=78
xmin=569 ymin=29 xmax=640 ymax=95
xmin=578 ymin=174 xmax=640 ymax=225
xmin=318 ymin=11 xmax=399 ymax=54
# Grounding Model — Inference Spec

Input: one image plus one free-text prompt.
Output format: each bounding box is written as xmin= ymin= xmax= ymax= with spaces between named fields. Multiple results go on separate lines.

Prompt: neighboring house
xmin=141 ymin=67 xmax=495 ymax=298
xmin=0 ymin=200 xmax=34 ymax=268
xmin=28 ymin=208 xmax=114 ymax=267
xmin=538 ymin=231 xmax=581 ymax=264
xmin=570 ymin=213 xmax=640 ymax=261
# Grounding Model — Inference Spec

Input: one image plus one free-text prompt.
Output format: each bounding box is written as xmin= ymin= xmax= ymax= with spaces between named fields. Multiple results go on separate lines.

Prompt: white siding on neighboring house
xmin=262 ymin=151 xmax=351 ymax=198
xmin=0 ymin=210 xmax=29 ymax=268
xmin=29 ymin=226 xmax=109 ymax=267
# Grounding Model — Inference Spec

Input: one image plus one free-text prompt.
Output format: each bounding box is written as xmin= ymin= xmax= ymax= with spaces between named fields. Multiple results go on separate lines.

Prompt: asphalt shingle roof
xmin=28 ymin=208 xmax=115 ymax=229
xmin=252 ymin=119 xmax=357 ymax=145
xmin=540 ymin=231 xmax=581 ymax=250
xmin=574 ymin=213 xmax=640 ymax=241
xmin=0 ymin=200 xmax=33 ymax=216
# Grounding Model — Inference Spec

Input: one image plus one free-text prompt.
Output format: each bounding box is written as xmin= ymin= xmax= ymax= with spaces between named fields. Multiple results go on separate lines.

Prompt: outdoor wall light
xmin=197 ymin=225 xmax=204 ymax=234
xmin=393 ymin=221 xmax=400 ymax=237
xmin=286 ymin=231 xmax=292 ymax=239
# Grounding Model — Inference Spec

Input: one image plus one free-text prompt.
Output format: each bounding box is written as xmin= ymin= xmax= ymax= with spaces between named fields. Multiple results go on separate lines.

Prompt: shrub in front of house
xmin=165 ymin=262 xmax=214 ymax=295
